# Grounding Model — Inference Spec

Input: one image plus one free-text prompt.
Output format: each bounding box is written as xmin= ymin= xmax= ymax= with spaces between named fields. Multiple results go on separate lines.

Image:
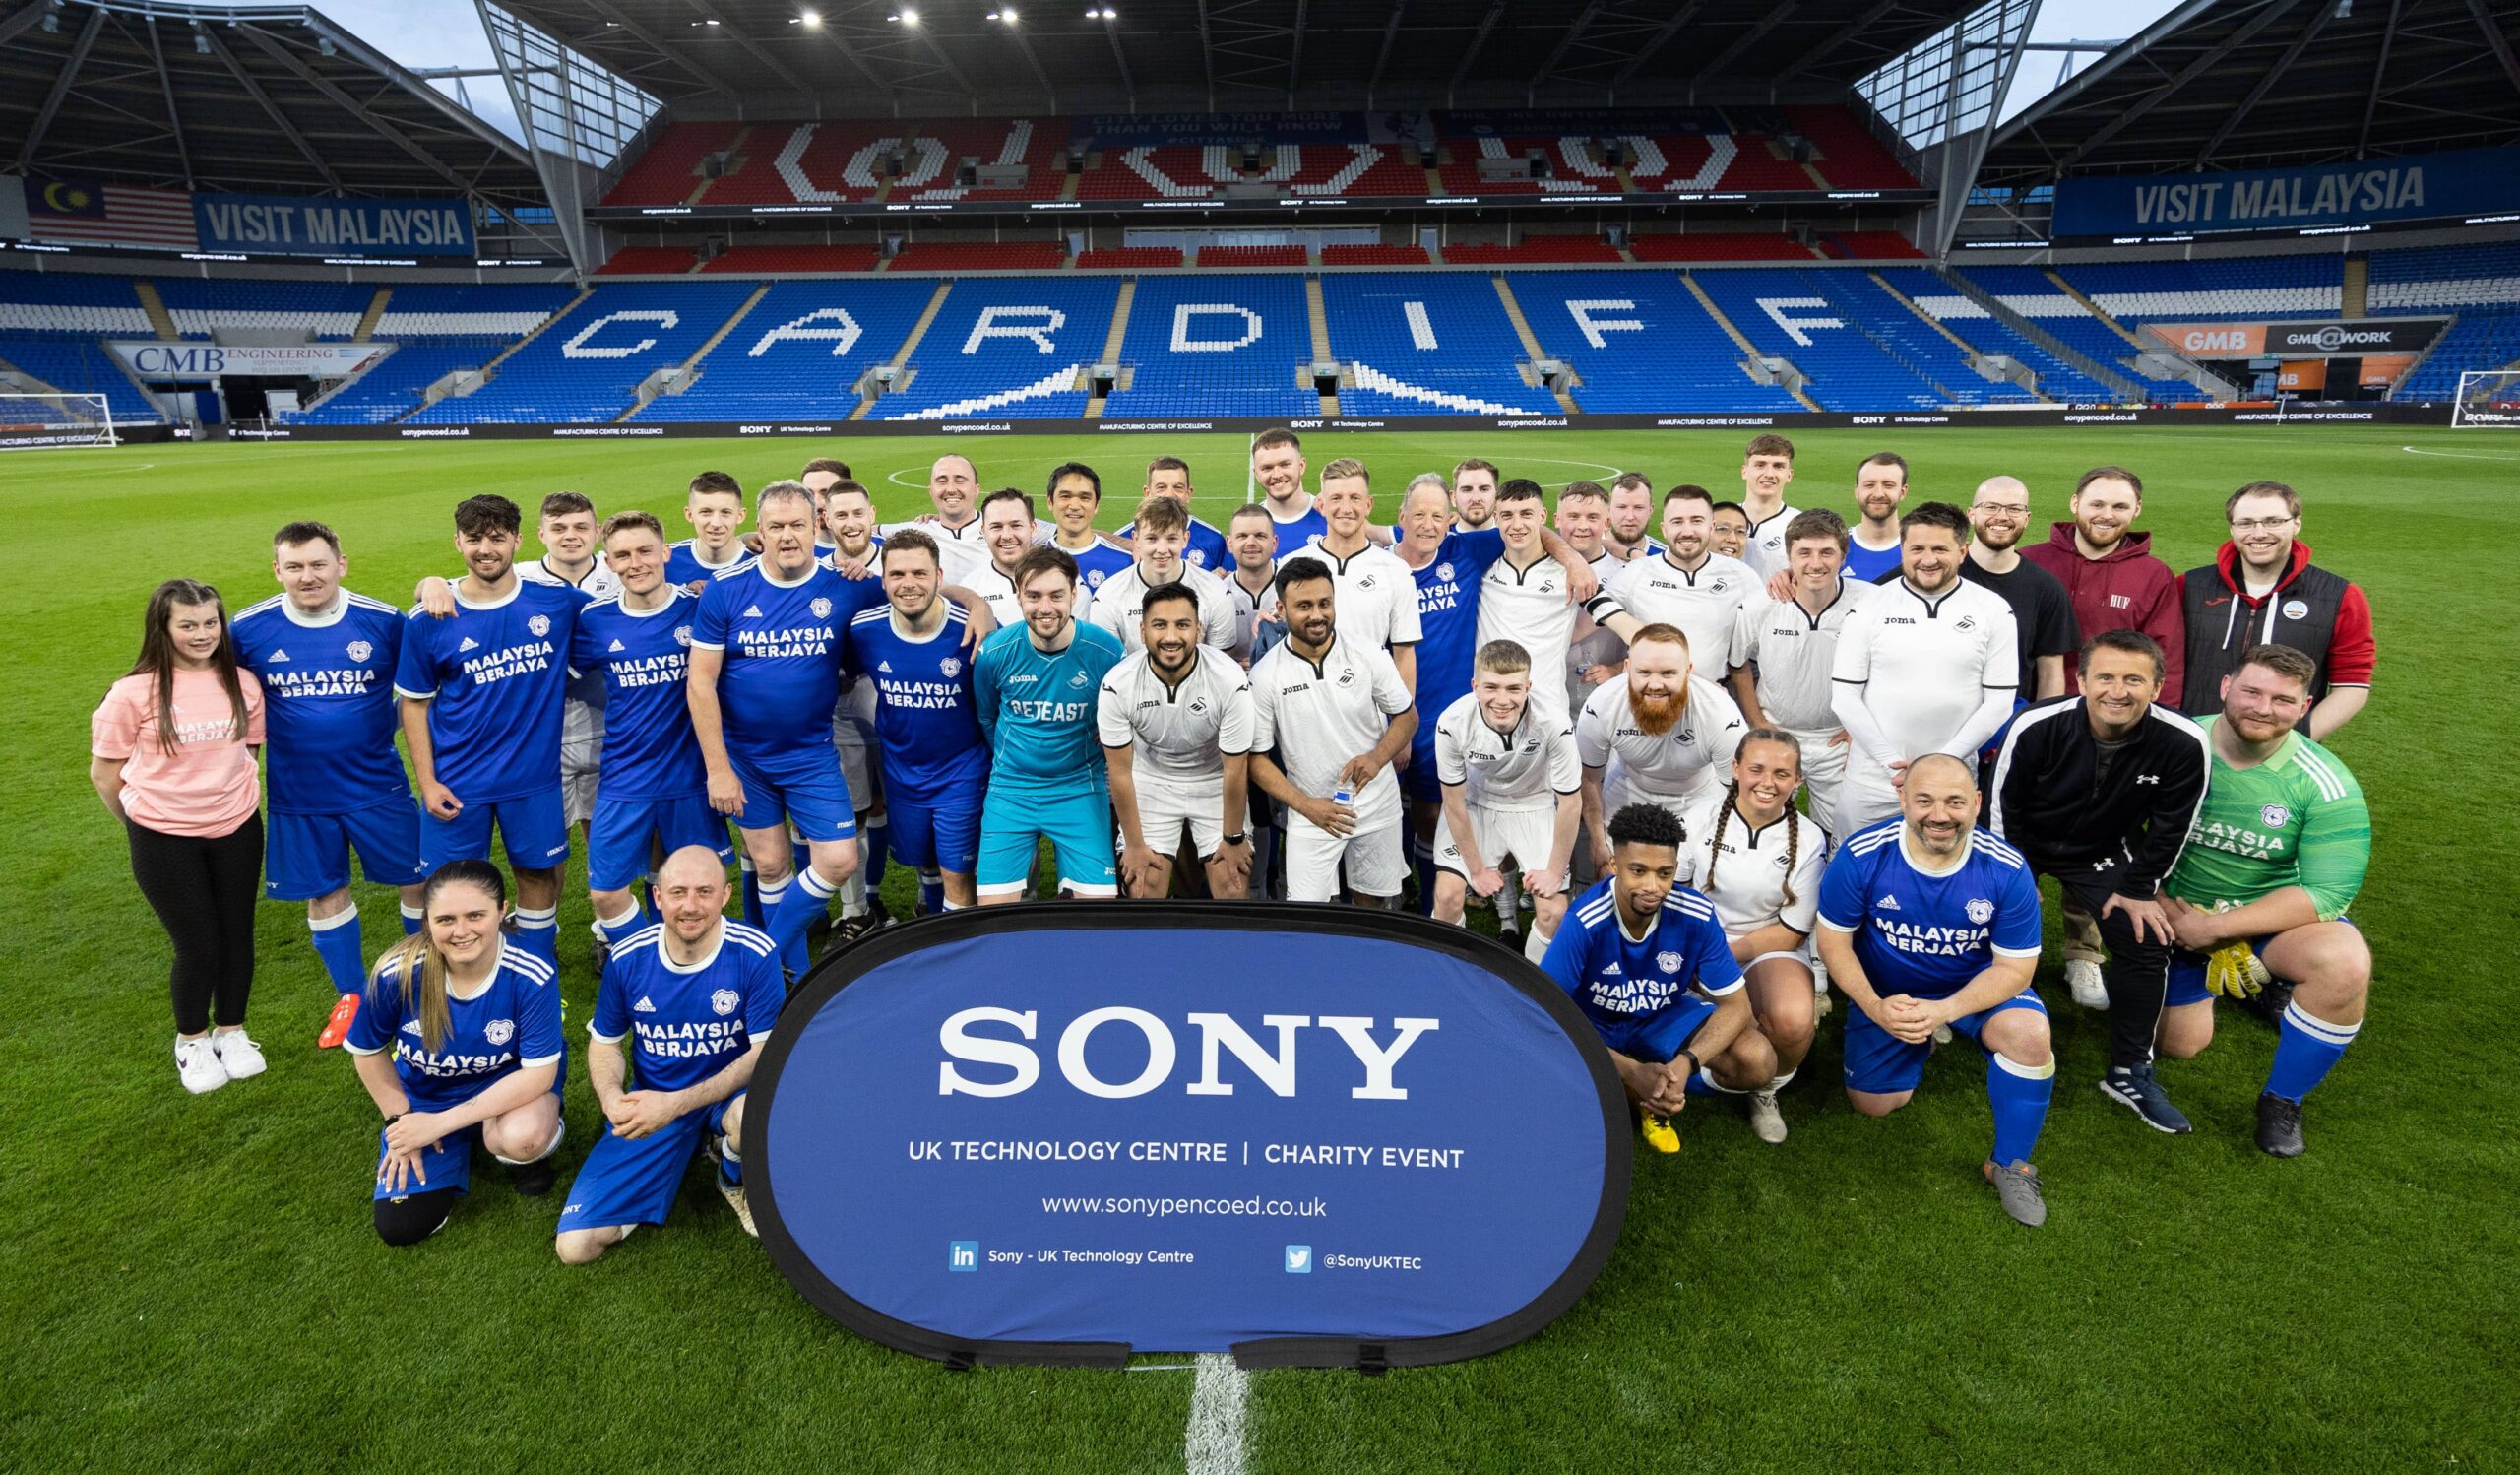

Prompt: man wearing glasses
xmin=2176 ymin=481 xmax=2374 ymax=741
xmin=1960 ymin=477 xmax=2079 ymax=704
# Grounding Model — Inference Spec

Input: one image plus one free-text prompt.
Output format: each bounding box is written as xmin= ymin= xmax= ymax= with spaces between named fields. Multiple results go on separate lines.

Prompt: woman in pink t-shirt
xmin=91 ymin=578 xmax=268 ymax=1094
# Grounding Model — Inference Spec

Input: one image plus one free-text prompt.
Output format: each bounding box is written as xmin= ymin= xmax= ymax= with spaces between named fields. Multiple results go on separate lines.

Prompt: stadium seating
xmin=702 ymin=245 xmax=883 ymax=274
xmin=293 ymin=341 xmax=505 ymax=425
xmin=1074 ymin=246 xmax=1184 ymax=270
xmin=637 ymin=279 xmax=931 ymax=422
xmin=1319 ymin=243 xmax=1431 ymax=266
xmin=1196 ymin=245 xmax=1307 ymax=268
xmin=1320 ymin=273 xmax=1556 ymax=416
xmin=600 ymin=120 xmax=740 ymax=209
xmin=368 ymin=282 xmax=579 ymax=339
xmin=1876 ymin=267 xmax=2115 ymax=401
xmin=1441 ymin=238 xmax=1622 ymax=265
xmin=876 ymin=276 xmax=1117 ymax=420
xmin=1785 ymin=107 xmax=1922 ymax=191
xmin=0 ymin=271 xmax=154 ymax=337
xmin=1947 ymin=264 xmax=2179 ymax=383
xmin=1436 ymin=136 xmax=1620 ymax=197
xmin=2367 ymin=242 xmax=2520 ymax=399
xmin=1693 ymin=267 xmax=2033 ymax=410
xmin=2059 ymin=256 xmax=2342 ymax=322
xmin=1816 ymin=231 xmax=1927 ymax=261
xmin=154 ymin=277 xmax=375 ymax=340
xmin=888 ymin=241 xmax=1067 ymax=273
xmin=0 ymin=335 xmax=162 ymax=421
xmin=406 ymin=280 xmax=756 ymax=423
xmin=1076 ymin=142 xmax=1425 ymax=203
xmin=597 ymin=246 xmax=701 ymax=276
xmin=1629 ymin=233 xmax=1818 ymax=262
xmin=1103 ymin=274 xmax=1316 ymax=419
xmin=1505 ymin=271 xmax=1801 ymax=414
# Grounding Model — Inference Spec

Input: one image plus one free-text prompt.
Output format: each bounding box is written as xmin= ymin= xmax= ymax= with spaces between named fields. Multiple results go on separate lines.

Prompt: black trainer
xmin=2255 ymin=1092 xmax=2305 ymax=1158
xmin=509 ymin=1155 xmax=558 ymax=1197
xmin=1497 ymin=927 xmax=1524 ymax=956
xmin=2100 ymin=1064 xmax=2193 ymax=1134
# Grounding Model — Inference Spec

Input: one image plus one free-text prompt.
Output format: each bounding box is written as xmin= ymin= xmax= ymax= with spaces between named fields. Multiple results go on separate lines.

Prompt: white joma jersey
xmin=1476 ymin=552 xmax=1624 ymax=726
xmin=1730 ymin=582 xmax=1873 ymax=733
xmin=1606 ymin=551 xmax=1757 ymax=684
xmin=1673 ymin=790 xmax=1829 ymax=940
xmin=1575 ymin=675 xmax=1749 ymax=802
xmin=1433 ymin=693 xmax=1581 ymax=813
xmin=1095 ymin=646 xmax=1255 ymax=785
xmin=1829 ymin=576 xmax=2020 ymax=767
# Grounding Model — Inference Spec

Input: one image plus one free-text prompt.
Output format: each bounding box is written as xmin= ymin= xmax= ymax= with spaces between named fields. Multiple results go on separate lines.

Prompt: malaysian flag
xmin=29 ymin=179 xmax=199 ymax=250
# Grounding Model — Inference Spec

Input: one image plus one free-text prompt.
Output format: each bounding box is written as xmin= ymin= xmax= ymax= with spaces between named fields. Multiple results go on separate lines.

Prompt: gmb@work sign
xmin=751 ymin=905 xmax=1628 ymax=1367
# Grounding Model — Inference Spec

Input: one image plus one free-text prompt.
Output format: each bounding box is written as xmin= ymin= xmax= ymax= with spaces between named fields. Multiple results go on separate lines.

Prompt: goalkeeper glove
xmin=2202 ymin=939 xmax=2265 ymax=999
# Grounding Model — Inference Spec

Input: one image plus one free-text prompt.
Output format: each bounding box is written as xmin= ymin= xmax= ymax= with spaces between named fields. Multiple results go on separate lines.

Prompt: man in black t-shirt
xmin=1961 ymin=476 xmax=2078 ymax=702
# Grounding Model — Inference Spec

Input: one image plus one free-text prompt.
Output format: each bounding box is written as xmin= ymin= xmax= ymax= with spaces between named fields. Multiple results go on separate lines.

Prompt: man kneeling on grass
xmin=556 ymin=847 xmax=783 ymax=1263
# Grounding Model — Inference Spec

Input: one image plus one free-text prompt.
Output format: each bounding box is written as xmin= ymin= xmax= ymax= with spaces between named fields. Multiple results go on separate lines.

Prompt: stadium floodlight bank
xmin=2451 ymin=371 xmax=2520 ymax=427
xmin=0 ymin=393 xmax=116 ymax=450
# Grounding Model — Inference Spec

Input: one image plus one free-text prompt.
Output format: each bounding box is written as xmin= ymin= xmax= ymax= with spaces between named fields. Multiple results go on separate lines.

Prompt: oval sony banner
xmin=750 ymin=903 xmax=1630 ymax=1369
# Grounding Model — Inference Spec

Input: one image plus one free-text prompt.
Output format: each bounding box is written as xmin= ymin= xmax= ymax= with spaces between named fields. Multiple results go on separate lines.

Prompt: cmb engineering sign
xmin=2140 ymin=318 xmax=2445 ymax=359
xmin=109 ymin=342 xmax=392 ymax=378
xmin=749 ymin=903 xmax=1629 ymax=1369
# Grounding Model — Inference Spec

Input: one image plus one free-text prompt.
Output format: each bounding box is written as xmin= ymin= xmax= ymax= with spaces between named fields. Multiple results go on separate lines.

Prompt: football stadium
xmin=7 ymin=0 xmax=2519 ymax=1468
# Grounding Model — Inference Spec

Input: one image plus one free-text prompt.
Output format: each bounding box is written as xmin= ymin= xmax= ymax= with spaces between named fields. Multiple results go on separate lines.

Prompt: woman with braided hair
xmin=1674 ymin=729 xmax=1831 ymax=1145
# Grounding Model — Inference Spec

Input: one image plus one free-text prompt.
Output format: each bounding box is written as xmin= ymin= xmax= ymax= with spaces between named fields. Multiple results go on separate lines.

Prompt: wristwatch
xmin=1222 ymin=831 xmax=1248 ymax=846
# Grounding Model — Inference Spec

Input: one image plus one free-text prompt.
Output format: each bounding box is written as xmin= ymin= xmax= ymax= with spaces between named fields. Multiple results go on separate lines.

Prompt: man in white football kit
xmin=1729 ymin=508 xmax=1870 ymax=829
xmin=961 ymin=488 xmax=1053 ymax=626
xmin=1432 ymin=640 xmax=1580 ymax=960
xmin=1475 ymin=481 xmax=1634 ymax=728
xmin=517 ymin=492 xmax=620 ymax=834
xmin=1606 ymin=487 xmax=1758 ymax=687
xmin=1219 ymin=503 xmax=1282 ymax=666
xmin=1735 ymin=432 xmax=1803 ymax=578
xmin=1829 ymin=501 xmax=2020 ymax=835
xmin=1673 ymin=729 xmax=1832 ymax=1143
xmin=1578 ymin=624 xmax=1748 ymax=871
xmin=1087 ymin=494 xmax=1239 ymax=652
xmin=1098 ymin=582 xmax=1257 ymax=900
xmin=1276 ymin=457 xmax=1421 ymax=693
xmin=1606 ymin=473 xmax=1664 ymax=564
xmin=1248 ymin=558 xmax=1418 ymax=906
xmin=880 ymin=453 xmax=987 ymax=549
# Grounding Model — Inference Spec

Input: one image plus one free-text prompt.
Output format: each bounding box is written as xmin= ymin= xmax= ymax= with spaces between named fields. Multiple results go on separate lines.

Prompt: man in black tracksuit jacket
xmin=1987 ymin=629 xmax=2212 ymax=1134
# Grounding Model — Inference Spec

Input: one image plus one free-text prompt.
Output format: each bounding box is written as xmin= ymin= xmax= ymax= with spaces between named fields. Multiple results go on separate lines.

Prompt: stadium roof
xmin=1984 ymin=0 xmax=2520 ymax=186
xmin=0 ymin=0 xmax=544 ymax=207
xmin=490 ymin=0 xmax=1995 ymax=117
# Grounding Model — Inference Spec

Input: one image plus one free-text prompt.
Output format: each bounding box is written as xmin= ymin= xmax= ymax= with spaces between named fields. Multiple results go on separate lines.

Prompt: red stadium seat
xmin=1440 ymin=238 xmax=1622 ymax=265
xmin=887 ymin=241 xmax=1068 ymax=272
xmin=1319 ymin=243 xmax=1432 ymax=266
xmin=701 ymin=245 xmax=883 ymax=274
xmin=1074 ymin=246 xmax=1185 ymax=270
xmin=595 ymin=245 xmax=702 ymax=276
xmin=1194 ymin=245 xmax=1308 ymax=267
xmin=1629 ymin=234 xmax=1821 ymax=262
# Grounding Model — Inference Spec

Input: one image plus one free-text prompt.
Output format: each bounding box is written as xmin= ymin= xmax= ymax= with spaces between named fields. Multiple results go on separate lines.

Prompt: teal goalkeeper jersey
xmin=2165 ymin=718 xmax=2370 ymax=921
xmin=972 ymin=619 xmax=1126 ymax=793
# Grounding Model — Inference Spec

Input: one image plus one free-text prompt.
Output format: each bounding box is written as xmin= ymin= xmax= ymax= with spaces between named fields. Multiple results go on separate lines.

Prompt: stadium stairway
xmin=1868 ymin=270 xmax=2034 ymax=393
xmin=1932 ymin=270 xmax=2145 ymax=401
xmin=622 ymin=283 xmax=771 ymax=420
xmin=392 ymin=284 xmax=592 ymax=423
xmin=1305 ymin=276 xmax=1338 ymax=415
xmin=133 ymin=282 xmax=177 ymax=342
xmin=2044 ymin=269 xmax=2241 ymax=401
xmin=1083 ymin=279 xmax=1135 ymax=417
xmin=353 ymin=289 xmax=390 ymax=343
xmin=1683 ymin=274 xmax=1823 ymax=411
xmin=1490 ymin=276 xmax=1583 ymax=413
xmin=2343 ymin=255 xmax=2368 ymax=319
xmin=851 ymin=280 xmax=952 ymax=420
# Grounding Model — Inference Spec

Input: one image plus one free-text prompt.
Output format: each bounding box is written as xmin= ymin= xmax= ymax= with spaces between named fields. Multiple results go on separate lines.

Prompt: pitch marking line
xmin=1184 ymin=1352 xmax=1250 ymax=1475
xmin=2400 ymin=443 xmax=2520 ymax=460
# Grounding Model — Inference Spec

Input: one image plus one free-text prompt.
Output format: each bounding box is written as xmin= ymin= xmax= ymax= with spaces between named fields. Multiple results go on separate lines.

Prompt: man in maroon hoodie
xmin=2021 ymin=466 xmax=2188 ymax=1011
xmin=2022 ymin=466 xmax=2186 ymax=708
xmin=2178 ymin=481 xmax=2374 ymax=740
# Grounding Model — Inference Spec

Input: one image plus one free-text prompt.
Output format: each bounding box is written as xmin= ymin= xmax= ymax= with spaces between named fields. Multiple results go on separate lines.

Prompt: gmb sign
xmin=750 ymin=904 xmax=1629 ymax=1368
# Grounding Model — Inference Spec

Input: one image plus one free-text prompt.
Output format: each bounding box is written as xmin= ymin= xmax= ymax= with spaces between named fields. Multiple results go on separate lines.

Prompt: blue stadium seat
xmin=1321 ymin=273 xmax=1556 ymax=416
xmin=876 ymin=277 xmax=1118 ymax=421
xmin=2059 ymin=256 xmax=2341 ymax=323
xmin=1103 ymin=274 xmax=1316 ymax=419
xmin=154 ymin=277 xmax=376 ymax=341
xmin=1953 ymin=264 xmax=2186 ymax=384
xmin=1693 ymin=268 xmax=2036 ymax=410
xmin=638 ymin=280 xmax=932 ymax=422
xmin=1505 ymin=271 xmax=1801 ymax=414
xmin=2366 ymin=242 xmax=2520 ymax=400
xmin=1876 ymin=267 xmax=2114 ymax=402
xmin=0 ymin=335 xmax=162 ymax=422
xmin=407 ymin=280 xmax=757 ymax=423
xmin=0 ymin=271 xmax=153 ymax=338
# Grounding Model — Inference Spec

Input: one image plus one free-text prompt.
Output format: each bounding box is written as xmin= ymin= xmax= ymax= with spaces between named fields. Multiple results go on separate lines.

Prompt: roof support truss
xmin=14 ymin=6 xmax=105 ymax=173
xmin=2192 ymin=0 xmax=2336 ymax=167
xmin=1610 ymin=1 xmax=1711 ymax=90
xmin=145 ymin=16 xmax=195 ymax=189
xmin=2463 ymin=0 xmax=2520 ymax=96
xmin=199 ymin=23 xmax=343 ymax=193
xmin=2356 ymin=0 xmax=2404 ymax=157
xmin=2054 ymin=0 xmax=2306 ymax=171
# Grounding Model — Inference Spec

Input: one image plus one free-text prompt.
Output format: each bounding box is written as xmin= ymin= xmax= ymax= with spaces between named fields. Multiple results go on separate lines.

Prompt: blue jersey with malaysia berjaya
xmin=1542 ymin=876 xmax=1746 ymax=1032
xmin=392 ymin=578 xmax=591 ymax=802
xmin=689 ymin=560 xmax=884 ymax=762
xmin=346 ymin=940 xmax=564 ymax=1112
xmin=1816 ymin=818 xmax=2044 ymax=999
xmin=665 ymin=539 xmax=754 ymax=587
xmin=840 ymin=604 xmax=992 ymax=800
xmin=590 ymin=921 xmax=785 ymax=1094
xmin=569 ymin=589 xmax=708 ymax=801
xmin=233 ymin=590 xmax=410 ymax=813
xmin=1408 ymin=528 xmax=1511 ymax=717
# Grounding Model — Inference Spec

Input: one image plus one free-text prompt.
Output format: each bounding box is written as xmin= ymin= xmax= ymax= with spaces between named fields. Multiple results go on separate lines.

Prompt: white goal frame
xmin=2450 ymin=369 xmax=2520 ymax=427
xmin=0 ymin=391 xmax=118 ymax=449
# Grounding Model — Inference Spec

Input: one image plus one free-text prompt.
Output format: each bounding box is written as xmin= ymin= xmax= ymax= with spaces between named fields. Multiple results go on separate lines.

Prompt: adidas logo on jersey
xmin=742 ymin=605 xmax=764 ymax=618
xmin=268 ymin=649 xmax=289 ymax=662
xmin=608 ymin=638 xmax=626 ymax=653
xmin=877 ymin=660 xmax=894 ymax=673
xmin=634 ymin=995 xmax=657 ymax=1013
xmin=1600 ymin=962 xmax=1623 ymax=975
xmin=458 ymin=637 xmax=480 ymax=652
xmin=401 ymin=1019 xmax=422 ymax=1036
xmin=1876 ymin=894 xmax=1901 ymax=910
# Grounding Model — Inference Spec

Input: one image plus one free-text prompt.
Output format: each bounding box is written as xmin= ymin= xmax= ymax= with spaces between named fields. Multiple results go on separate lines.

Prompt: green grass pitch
xmin=2 ymin=425 xmax=2514 ymax=1471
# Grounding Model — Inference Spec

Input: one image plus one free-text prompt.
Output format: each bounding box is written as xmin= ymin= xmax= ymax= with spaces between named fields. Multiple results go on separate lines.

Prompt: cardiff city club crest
xmin=2261 ymin=803 xmax=2291 ymax=828
xmin=1655 ymin=950 xmax=1683 ymax=974
xmin=1436 ymin=561 xmax=1456 ymax=582
xmin=940 ymin=657 xmax=962 ymax=678
xmin=810 ymin=597 xmax=834 ymax=619
xmin=674 ymin=625 xmax=693 ymax=646
xmin=527 ymin=614 xmax=550 ymax=637
xmin=483 ymin=1018 xmax=515 ymax=1046
xmin=711 ymin=988 xmax=741 ymax=1017
xmin=1966 ymin=898 xmax=1994 ymax=926
xmin=346 ymin=639 xmax=373 ymax=663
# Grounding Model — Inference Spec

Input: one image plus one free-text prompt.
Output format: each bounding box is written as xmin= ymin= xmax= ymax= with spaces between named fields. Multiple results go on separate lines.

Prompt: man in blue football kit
xmin=1121 ymin=456 xmax=1230 ymax=571
xmin=841 ymin=529 xmax=993 ymax=912
xmin=394 ymin=494 xmax=590 ymax=968
xmin=1542 ymin=802 xmax=1765 ymax=1155
xmin=571 ymin=512 xmax=733 ymax=956
xmin=688 ymin=481 xmax=884 ymax=975
xmin=233 ymin=520 xmax=427 ymax=1044
xmin=1815 ymin=753 xmax=2055 ymax=1227
xmin=666 ymin=471 xmax=755 ymax=588
xmin=973 ymin=545 xmax=1126 ymax=902
xmin=555 ymin=847 xmax=784 ymax=1262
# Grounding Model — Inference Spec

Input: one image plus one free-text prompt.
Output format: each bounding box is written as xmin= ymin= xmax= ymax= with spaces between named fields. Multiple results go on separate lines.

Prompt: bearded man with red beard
xmin=1575 ymin=624 xmax=1749 ymax=875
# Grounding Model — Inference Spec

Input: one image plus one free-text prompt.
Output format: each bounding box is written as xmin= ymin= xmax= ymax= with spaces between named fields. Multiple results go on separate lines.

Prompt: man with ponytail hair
xmin=346 ymin=860 xmax=566 ymax=1246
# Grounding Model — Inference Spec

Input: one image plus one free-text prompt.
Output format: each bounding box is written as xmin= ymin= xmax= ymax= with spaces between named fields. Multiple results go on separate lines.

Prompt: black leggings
xmin=126 ymin=814 xmax=263 ymax=1035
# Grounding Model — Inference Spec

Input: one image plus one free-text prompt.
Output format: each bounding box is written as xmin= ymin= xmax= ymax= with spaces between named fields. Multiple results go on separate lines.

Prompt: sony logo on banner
xmin=939 ymin=1007 xmax=1438 ymax=1101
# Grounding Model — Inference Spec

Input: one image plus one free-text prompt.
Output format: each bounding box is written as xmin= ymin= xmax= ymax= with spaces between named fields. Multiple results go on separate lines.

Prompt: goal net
xmin=0 ymin=392 xmax=117 ymax=449
xmin=2451 ymin=369 xmax=2520 ymax=428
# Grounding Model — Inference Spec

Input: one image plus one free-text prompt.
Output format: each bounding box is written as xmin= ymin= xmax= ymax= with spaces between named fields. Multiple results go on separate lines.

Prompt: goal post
xmin=2451 ymin=369 xmax=2520 ymax=428
xmin=0 ymin=392 xmax=117 ymax=449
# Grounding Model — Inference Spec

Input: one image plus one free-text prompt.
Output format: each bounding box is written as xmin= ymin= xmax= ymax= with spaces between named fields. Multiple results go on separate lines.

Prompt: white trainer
xmin=213 ymin=1029 xmax=267 ymax=1080
xmin=2065 ymin=958 xmax=2110 ymax=1010
xmin=175 ymin=1036 xmax=228 ymax=1094
xmin=1747 ymin=1090 xmax=1789 ymax=1144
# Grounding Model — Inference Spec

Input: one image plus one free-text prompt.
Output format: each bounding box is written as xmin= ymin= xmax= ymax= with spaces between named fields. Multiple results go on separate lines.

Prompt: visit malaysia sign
xmin=750 ymin=904 xmax=1629 ymax=1368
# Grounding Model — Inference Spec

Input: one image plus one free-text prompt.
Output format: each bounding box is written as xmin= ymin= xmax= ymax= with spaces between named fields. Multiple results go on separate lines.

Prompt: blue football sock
xmin=863 ymin=812 xmax=890 ymax=889
xmin=2267 ymin=1000 xmax=2360 ymax=1103
xmin=1986 ymin=1050 xmax=2056 ymax=1166
xmin=308 ymin=907 xmax=366 ymax=996
xmin=770 ymin=868 xmax=836 ymax=977
xmin=739 ymin=859 xmax=766 ymax=930
xmin=718 ymin=1140 xmax=743 ymax=1187
xmin=511 ymin=906 xmax=558 ymax=968
xmin=400 ymin=904 xmax=424 ymax=937
xmin=596 ymin=904 xmax=648 ymax=950
xmin=1686 ymin=1064 xmax=1743 ymax=1098
xmin=918 ymin=868 xmax=944 ymax=916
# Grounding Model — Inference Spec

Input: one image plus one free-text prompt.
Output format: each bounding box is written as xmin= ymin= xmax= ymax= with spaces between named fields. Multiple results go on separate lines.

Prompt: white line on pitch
xmin=1184 ymin=1352 xmax=1250 ymax=1475
xmin=2401 ymin=443 xmax=2520 ymax=460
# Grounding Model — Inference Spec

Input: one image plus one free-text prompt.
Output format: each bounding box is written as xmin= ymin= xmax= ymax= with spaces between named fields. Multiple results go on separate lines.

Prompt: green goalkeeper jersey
xmin=2165 ymin=718 xmax=2369 ymax=922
